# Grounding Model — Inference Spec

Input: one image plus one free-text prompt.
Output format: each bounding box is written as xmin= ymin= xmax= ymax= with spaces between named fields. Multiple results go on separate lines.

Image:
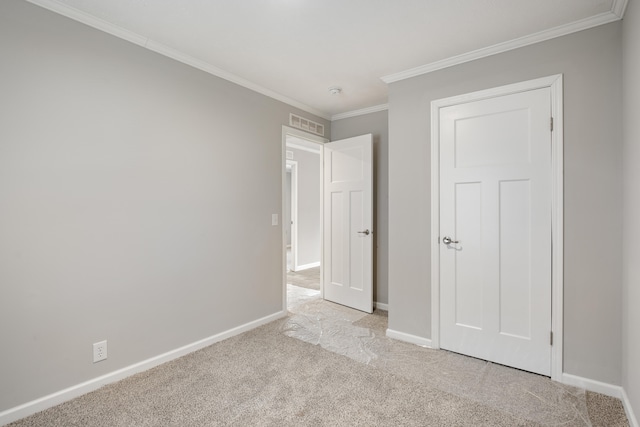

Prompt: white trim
xmin=331 ymin=104 xmax=389 ymax=121
xmin=25 ymin=0 xmax=628 ymax=118
xmin=282 ymin=126 xmax=327 ymax=310
xmin=430 ymin=75 xmax=562 ymax=108
xmin=25 ymin=0 xmax=330 ymax=121
xmin=561 ymin=373 xmax=639 ymax=427
xmin=374 ymin=302 xmax=389 ymax=311
xmin=287 ymin=142 xmax=321 ymax=155
xmin=381 ymin=5 xmax=627 ymax=84
xmin=386 ymin=329 xmax=432 ymax=348
xmin=286 ymin=160 xmax=299 ymax=272
xmin=295 ymin=261 xmax=320 ymax=271
xmin=561 ymin=373 xmax=622 ymax=398
xmin=430 ymin=75 xmax=564 ymax=381
xmin=549 ymin=76 xmax=565 ymax=382
xmin=430 ymin=92 xmax=441 ymax=351
xmin=0 ymin=310 xmax=286 ymax=426
xmin=622 ymin=387 xmax=640 ymax=427
xmin=319 ymin=145 xmax=325 ymax=300
xmin=612 ymin=0 xmax=629 ymax=18
xmin=282 ymin=132 xmax=287 ymax=310
xmin=283 ymin=126 xmax=328 ymax=145
xmin=26 ymin=0 xmax=148 ymax=45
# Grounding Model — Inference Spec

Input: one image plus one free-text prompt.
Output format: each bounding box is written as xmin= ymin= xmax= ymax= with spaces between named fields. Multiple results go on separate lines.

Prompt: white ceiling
xmin=28 ymin=0 xmax=627 ymax=120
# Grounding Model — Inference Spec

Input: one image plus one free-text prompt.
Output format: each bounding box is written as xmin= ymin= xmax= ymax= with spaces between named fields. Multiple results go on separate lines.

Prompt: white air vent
xmin=286 ymin=150 xmax=294 ymax=159
xmin=290 ymin=113 xmax=325 ymax=137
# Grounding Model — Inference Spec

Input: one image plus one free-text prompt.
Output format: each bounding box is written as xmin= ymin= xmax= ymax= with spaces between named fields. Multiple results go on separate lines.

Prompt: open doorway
xmin=282 ymin=126 xmax=326 ymax=311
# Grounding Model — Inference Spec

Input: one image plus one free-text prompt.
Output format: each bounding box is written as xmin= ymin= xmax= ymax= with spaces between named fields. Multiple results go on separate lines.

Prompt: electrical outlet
xmin=93 ymin=340 xmax=107 ymax=363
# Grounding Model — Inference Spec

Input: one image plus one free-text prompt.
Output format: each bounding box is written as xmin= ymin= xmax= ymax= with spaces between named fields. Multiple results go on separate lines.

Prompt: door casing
xmin=281 ymin=126 xmax=327 ymax=310
xmin=286 ymin=160 xmax=298 ymax=271
xmin=430 ymin=75 xmax=564 ymax=381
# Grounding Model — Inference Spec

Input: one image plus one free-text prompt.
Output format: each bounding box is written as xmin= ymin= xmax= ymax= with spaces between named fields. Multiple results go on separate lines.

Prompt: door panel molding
xmin=430 ymin=75 xmax=564 ymax=381
xmin=323 ymin=134 xmax=373 ymax=313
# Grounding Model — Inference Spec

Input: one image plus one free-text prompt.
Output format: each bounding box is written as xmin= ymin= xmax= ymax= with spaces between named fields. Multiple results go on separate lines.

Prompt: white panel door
xmin=439 ymin=88 xmax=552 ymax=376
xmin=323 ymin=134 xmax=373 ymax=313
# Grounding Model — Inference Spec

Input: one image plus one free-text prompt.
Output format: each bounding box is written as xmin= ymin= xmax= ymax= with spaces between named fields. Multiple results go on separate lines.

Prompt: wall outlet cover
xmin=93 ymin=340 xmax=108 ymax=363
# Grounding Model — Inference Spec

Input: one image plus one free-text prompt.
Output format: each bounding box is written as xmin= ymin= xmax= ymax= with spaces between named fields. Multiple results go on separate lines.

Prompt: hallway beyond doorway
xmin=286 ymin=266 xmax=320 ymax=291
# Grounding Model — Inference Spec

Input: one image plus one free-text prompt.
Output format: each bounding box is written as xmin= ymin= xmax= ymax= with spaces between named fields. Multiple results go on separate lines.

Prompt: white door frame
xmin=286 ymin=160 xmax=298 ymax=271
xmin=281 ymin=125 xmax=327 ymax=311
xmin=430 ymin=75 xmax=564 ymax=381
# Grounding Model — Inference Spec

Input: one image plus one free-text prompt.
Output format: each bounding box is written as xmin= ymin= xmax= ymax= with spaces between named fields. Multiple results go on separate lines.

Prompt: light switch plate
xmin=272 ymin=214 xmax=278 ymax=226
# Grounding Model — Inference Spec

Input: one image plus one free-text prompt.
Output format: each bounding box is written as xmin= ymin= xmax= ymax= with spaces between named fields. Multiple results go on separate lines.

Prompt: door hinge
xmin=550 ymin=331 xmax=554 ymax=346
xmin=550 ymin=117 xmax=554 ymax=132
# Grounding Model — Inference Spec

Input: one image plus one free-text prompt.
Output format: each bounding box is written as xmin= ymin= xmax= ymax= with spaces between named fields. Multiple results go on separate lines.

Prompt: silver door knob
xmin=358 ymin=229 xmax=371 ymax=235
xmin=442 ymin=236 xmax=459 ymax=244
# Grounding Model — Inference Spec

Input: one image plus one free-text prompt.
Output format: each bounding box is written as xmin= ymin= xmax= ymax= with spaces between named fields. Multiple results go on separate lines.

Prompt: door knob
xmin=442 ymin=236 xmax=459 ymax=244
xmin=358 ymin=229 xmax=371 ymax=235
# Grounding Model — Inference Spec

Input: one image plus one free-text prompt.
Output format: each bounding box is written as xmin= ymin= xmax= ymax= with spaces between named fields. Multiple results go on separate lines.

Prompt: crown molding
xmin=611 ymin=0 xmax=629 ymax=18
xmin=24 ymin=0 xmax=331 ymax=121
xmin=24 ymin=0 xmax=628 ymax=119
xmin=331 ymin=104 xmax=388 ymax=121
xmin=382 ymin=0 xmax=628 ymax=84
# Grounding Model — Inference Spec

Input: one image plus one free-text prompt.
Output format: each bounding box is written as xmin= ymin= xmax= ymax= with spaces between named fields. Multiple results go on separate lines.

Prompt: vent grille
xmin=290 ymin=113 xmax=325 ymax=137
xmin=286 ymin=150 xmax=294 ymax=159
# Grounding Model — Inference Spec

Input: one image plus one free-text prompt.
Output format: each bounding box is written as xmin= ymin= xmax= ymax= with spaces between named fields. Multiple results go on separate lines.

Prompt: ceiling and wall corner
xmin=381 ymin=0 xmax=629 ymax=83
xmin=23 ymin=0 xmax=628 ymax=120
xmin=331 ymin=104 xmax=389 ymax=122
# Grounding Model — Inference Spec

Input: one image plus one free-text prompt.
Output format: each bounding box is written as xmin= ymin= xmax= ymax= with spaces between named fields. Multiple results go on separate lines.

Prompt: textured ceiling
xmin=28 ymin=0 xmax=626 ymax=119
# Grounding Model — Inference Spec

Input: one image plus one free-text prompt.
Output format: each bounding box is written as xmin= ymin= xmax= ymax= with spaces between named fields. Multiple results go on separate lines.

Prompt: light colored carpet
xmin=8 ymin=286 xmax=629 ymax=427
xmin=284 ymin=285 xmax=628 ymax=426
xmin=286 ymin=266 xmax=320 ymax=291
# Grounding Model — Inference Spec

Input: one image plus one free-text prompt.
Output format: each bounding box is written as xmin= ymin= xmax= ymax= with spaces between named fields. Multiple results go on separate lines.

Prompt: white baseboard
xmin=561 ymin=373 xmax=638 ymax=427
xmin=561 ymin=373 xmax=622 ymax=398
xmin=621 ymin=387 xmax=640 ymax=427
xmin=386 ymin=328 xmax=432 ymax=348
xmin=0 ymin=311 xmax=286 ymax=427
xmin=374 ymin=301 xmax=388 ymax=311
xmin=294 ymin=261 xmax=320 ymax=271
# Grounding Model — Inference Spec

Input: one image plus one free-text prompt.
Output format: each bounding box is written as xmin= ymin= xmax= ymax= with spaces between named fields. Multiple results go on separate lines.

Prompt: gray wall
xmin=0 ymin=0 xmax=329 ymax=412
xmin=388 ymin=22 xmax=623 ymax=384
xmin=287 ymin=147 xmax=321 ymax=269
xmin=622 ymin=0 xmax=640 ymax=419
xmin=332 ymin=110 xmax=389 ymax=305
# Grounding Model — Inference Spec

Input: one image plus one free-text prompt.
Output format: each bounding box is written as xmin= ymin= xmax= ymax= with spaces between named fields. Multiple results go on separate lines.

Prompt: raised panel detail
xmin=439 ymin=85 xmax=552 ymax=376
xmin=455 ymin=108 xmax=530 ymax=168
xmin=330 ymin=147 xmax=363 ymax=183
xmin=330 ymin=192 xmax=344 ymax=286
xmin=323 ymin=134 xmax=372 ymax=313
xmin=349 ymin=190 xmax=364 ymax=291
xmin=499 ymin=180 xmax=532 ymax=338
xmin=454 ymin=182 xmax=483 ymax=329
